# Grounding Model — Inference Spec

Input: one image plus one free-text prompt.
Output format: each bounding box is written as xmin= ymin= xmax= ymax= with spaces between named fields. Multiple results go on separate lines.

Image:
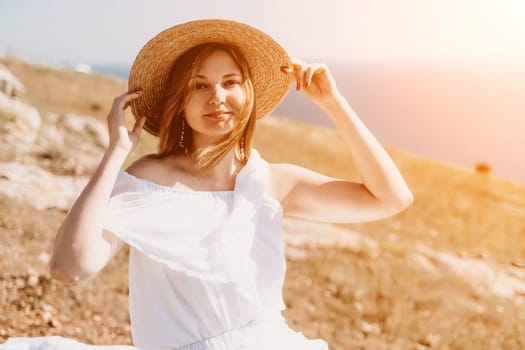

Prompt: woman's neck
xmin=179 ymin=147 xmax=242 ymax=187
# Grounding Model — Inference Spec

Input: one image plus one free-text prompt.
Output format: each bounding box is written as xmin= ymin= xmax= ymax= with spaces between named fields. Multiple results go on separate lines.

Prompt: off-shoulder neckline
xmin=121 ymin=171 xmax=235 ymax=196
xmin=120 ymin=150 xmax=260 ymax=196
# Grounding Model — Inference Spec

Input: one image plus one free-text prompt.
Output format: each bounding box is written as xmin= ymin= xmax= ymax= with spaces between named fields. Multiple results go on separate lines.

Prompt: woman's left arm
xmin=273 ymin=59 xmax=413 ymax=223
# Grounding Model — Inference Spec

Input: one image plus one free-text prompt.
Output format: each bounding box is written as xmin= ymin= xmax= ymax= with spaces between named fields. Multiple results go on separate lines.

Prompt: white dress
xmin=1 ymin=150 xmax=328 ymax=350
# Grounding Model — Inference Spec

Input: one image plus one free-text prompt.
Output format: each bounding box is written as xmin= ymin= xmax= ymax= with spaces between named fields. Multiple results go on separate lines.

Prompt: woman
xmin=5 ymin=19 xmax=412 ymax=350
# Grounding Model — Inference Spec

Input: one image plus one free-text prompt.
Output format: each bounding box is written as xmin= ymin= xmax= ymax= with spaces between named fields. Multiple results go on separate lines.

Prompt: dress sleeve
xmin=110 ymin=170 xmax=137 ymax=197
xmin=103 ymin=171 xmax=137 ymax=248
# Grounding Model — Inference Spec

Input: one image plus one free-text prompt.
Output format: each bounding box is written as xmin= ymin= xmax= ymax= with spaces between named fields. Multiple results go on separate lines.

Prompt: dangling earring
xmin=240 ymin=136 xmax=246 ymax=162
xmin=179 ymin=118 xmax=189 ymax=156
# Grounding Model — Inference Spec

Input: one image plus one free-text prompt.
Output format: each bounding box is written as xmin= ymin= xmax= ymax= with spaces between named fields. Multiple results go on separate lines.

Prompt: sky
xmin=1 ymin=0 xmax=525 ymax=65
xmin=1 ymin=0 xmax=524 ymax=184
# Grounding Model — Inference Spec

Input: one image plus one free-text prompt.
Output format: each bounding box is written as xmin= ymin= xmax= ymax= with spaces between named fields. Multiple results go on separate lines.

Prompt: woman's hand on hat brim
xmin=280 ymin=59 xmax=339 ymax=108
xmin=106 ymin=91 xmax=146 ymax=153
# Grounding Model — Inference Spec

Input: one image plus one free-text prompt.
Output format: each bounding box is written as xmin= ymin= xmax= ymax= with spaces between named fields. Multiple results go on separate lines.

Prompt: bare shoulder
xmin=268 ymin=161 xmax=339 ymax=217
xmin=268 ymin=162 xmax=297 ymax=181
xmin=125 ymin=154 xmax=173 ymax=184
xmin=268 ymin=162 xmax=325 ymax=183
xmin=267 ymin=162 xmax=314 ymax=202
xmin=125 ymin=154 xmax=190 ymax=187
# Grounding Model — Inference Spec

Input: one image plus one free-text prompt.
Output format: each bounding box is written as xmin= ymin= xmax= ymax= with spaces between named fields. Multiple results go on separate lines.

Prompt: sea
xmin=90 ymin=63 xmax=132 ymax=80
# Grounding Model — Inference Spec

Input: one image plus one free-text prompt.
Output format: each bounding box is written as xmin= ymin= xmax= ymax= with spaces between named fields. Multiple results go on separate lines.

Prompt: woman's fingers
xmin=282 ymin=59 xmax=321 ymax=91
xmin=304 ymin=66 xmax=314 ymax=88
xmin=281 ymin=58 xmax=303 ymax=90
xmin=293 ymin=63 xmax=303 ymax=91
xmin=108 ymin=91 xmax=143 ymax=125
xmin=131 ymin=116 xmax=146 ymax=135
xmin=281 ymin=60 xmax=338 ymax=106
xmin=106 ymin=91 xmax=144 ymax=152
xmin=112 ymin=90 xmax=143 ymax=111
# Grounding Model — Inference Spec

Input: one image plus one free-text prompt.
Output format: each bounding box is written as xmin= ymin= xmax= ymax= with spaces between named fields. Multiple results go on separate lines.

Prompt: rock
xmin=361 ymin=321 xmax=381 ymax=335
xmin=35 ymin=113 xmax=108 ymax=175
xmin=27 ymin=275 xmax=39 ymax=287
xmin=283 ymin=217 xmax=380 ymax=258
xmin=49 ymin=317 xmax=62 ymax=328
xmin=41 ymin=303 xmax=56 ymax=313
xmin=0 ymin=64 xmax=38 ymax=157
xmin=0 ymin=63 xmax=25 ymax=99
xmin=38 ymin=252 xmax=51 ymax=264
xmin=41 ymin=310 xmax=52 ymax=323
xmin=0 ymin=162 xmax=89 ymax=210
xmin=0 ymin=92 xmax=41 ymax=154
xmin=418 ymin=333 xmax=441 ymax=347
xmin=284 ymin=246 xmax=308 ymax=260
xmin=48 ymin=113 xmax=109 ymax=148
xmin=353 ymin=302 xmax=364 ymax=313
xmin=409 ymin=253 xmax=438 ymax=274
xmin=414 ymin=344 xmax=429 ymax=350
xmin=351 ymin=330 xmax=366 ymax=341
xmin=15 ymin=278 xmax=26 ymax=289
xmin=38 ymin=124 xmax=65 ymax=149
xmin=417 ymin=243 xmax=525 ymax=298
xmin=512 ymin=258 xmax=525 ymax=268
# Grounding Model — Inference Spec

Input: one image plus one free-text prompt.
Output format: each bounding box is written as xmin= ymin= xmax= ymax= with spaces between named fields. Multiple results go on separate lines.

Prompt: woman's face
xmin=183 ymin=50 xmax=246 ymax=145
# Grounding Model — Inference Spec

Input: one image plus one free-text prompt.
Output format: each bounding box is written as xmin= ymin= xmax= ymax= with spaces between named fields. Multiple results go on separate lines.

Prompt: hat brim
xmin=128 ymin=19 xmax=292 ymax=136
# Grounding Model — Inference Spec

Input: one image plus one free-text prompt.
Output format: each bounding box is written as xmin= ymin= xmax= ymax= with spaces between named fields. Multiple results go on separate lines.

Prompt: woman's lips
xmin=203 ymin=112 xmax=232 ymax=120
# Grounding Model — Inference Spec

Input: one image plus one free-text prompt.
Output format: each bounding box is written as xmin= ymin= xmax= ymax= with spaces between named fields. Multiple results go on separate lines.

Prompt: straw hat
xmin=128 ymin=19 xmax=292 ymax=136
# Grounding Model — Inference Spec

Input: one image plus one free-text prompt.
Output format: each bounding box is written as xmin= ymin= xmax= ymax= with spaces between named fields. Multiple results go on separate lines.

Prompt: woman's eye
xmin=194 ymin=83 xmax=207 ymax=90
xmin=225 ymin=80 xmax=241 ymax=87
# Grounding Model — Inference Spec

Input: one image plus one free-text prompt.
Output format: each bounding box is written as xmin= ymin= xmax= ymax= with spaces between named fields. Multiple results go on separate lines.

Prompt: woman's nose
xmin=208 ymin=85 xmax=226 ymax=105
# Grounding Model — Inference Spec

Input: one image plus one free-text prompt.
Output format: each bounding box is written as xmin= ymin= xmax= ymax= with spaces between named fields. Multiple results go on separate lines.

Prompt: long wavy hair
xmin=153 ymin=43 xmax=256 ymax=173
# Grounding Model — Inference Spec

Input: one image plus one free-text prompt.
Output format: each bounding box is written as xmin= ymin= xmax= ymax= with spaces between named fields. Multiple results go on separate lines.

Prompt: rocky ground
xmin=1 ymin=57 xmax=525 ymax=350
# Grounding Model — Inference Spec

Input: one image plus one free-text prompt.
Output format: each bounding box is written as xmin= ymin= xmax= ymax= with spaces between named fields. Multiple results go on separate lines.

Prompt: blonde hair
xmin=154 ymin=43 xmax=256 ymax=173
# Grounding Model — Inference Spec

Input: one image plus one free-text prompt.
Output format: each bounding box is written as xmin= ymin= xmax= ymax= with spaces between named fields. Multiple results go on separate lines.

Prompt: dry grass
xmin=0 ymin=57 xmax=125 ymax=120
xmin=1 ymin=56 xmax=525 ymax=349
xmin=255 ymin=115 xmax=525 ymax=263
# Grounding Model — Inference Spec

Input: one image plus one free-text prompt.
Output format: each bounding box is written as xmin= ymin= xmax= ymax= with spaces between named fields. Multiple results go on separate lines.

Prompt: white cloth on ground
xmin=0 ymin=337 xmax=136 ymax=349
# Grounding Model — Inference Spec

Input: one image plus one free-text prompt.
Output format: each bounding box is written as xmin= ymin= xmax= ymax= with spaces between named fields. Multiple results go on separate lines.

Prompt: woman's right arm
xmin=49 ymin=91 xmax=145 ymax=283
